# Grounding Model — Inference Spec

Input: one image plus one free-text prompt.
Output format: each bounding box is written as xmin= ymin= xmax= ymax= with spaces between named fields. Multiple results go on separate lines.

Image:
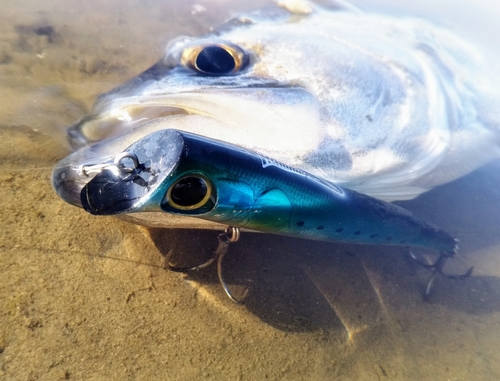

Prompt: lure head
xmin=54 ymin=128 xmax=224 ymax=217
xmin=53 ymin=128 xmax=291 ymax=229
xmin=79 ymin=129 xmax=186 ymax=215
xmin=52 ymin=127 xmax=182 ymax=211
xmin=51 ymin=116 xmax=230 ymax=229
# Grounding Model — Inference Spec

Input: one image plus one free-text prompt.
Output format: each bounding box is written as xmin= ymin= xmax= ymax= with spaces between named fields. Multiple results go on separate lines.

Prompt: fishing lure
xmin=64 ymin=127 xmax=471 ymax=302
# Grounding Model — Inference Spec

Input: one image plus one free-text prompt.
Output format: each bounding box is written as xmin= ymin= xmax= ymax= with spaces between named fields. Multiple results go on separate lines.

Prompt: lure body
xmin=80 ymin=129 xmax=457 ymax=254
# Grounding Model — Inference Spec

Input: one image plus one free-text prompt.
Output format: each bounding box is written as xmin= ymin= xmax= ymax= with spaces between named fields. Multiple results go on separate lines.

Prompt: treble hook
xmin=166 ymin=226 xmax=244 ymax=303
xmin=408 ymin=249 xmax=473 ymax=299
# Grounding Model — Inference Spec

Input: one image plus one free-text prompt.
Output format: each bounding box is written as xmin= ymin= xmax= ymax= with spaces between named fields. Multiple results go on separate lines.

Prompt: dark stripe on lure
xmin=80 ymin=129 xmax=457 ymax=255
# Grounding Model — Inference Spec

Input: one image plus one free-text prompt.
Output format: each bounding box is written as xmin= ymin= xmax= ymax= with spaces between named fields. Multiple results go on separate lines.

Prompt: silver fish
xmin=53 ymin=0 xmax=500 ymax=229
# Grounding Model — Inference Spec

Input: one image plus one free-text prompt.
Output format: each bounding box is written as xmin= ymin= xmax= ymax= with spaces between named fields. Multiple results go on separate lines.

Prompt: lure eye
xmin=165 ymin=174 xmax=215 ymax=212
xmin=181 ymin=43 xmax=248 ymax=75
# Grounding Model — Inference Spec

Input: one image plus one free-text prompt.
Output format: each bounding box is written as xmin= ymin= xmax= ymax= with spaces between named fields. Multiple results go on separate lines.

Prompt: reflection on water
xmin=1 ymin=1 xmax=500 ymax=380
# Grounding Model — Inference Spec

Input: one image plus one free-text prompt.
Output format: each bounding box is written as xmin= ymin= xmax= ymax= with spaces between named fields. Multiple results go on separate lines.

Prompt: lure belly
xmin=78 ymin=128 xmax=457 ymax=255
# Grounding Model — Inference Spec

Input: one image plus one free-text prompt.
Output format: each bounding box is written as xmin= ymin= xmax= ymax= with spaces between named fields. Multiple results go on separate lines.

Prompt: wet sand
xmin=2 ymin=1 xmax=500 ymax=380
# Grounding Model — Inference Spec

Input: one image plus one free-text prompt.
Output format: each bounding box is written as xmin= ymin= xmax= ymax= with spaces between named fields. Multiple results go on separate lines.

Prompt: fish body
xmin=79 ymin=128 xmax=457 ymax=254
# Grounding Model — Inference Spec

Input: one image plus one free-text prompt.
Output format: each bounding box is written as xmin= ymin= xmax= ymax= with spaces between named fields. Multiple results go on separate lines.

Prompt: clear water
xmin=1 ymin=1 xmax=500 ymax=380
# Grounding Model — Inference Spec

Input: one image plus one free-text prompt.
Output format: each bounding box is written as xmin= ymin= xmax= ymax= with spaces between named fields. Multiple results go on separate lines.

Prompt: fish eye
xmin=196 ymin=46 xmax=235 ymax=74
xmin=181 ymin=43 xmax=248 ymax=75
xmin=165 ymin=174 xmax=214 ymax=211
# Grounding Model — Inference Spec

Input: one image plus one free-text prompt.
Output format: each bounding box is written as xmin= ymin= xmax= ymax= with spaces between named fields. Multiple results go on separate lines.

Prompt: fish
xmin=54 ymin=0 xmax=500 ymax=228
xmin=55 ymin=0 xmax=500 ymax=215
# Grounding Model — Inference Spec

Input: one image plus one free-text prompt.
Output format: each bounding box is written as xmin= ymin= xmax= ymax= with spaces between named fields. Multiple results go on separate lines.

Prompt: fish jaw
xmin=66 ymin=86 xmax=325 ymax=168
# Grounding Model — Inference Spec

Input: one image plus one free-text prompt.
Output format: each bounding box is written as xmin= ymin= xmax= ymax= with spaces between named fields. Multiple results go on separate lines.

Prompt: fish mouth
xmin=66 ymin=86 xmax=322 ymax=152
xmin=67 ymin=85 xmax=285 ymax=151
xmin=67 ymin=104 xmax=190 ymax=150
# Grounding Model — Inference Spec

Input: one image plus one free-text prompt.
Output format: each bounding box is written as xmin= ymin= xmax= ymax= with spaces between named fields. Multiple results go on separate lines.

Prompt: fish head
xmin=67 ymin=4 xmax=327 ymax=157
xmin=54 ymin=0 xmax=480 ymax=209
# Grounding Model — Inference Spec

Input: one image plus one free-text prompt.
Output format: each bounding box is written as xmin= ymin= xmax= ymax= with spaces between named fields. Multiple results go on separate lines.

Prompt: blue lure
xmin=82 ymin=129 xmax=457 ymax=252
xmin=77 ymin=129 xmax=472 ymax=301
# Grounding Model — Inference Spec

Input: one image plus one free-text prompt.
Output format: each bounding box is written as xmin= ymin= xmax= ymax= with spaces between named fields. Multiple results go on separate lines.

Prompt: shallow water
xmin=2 ymin=1 xmax=500 ymax=380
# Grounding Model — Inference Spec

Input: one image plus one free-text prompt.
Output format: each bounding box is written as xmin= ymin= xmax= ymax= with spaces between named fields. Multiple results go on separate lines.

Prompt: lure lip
xmin=52 ymin=161 xmax=91 ymax=208
xmin=51 ymin=145 xmax=115 ymax=208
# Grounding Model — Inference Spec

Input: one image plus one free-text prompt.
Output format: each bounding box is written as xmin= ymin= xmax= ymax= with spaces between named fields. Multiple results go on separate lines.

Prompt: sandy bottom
xmin=2 ymin=1 xmax=500 ymax=380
